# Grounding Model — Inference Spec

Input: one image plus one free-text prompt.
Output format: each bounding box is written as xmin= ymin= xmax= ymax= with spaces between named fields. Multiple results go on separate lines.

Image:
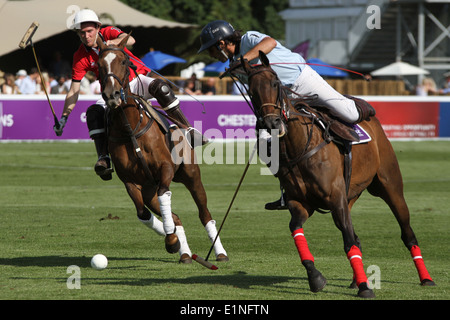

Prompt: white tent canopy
xmin=371 ymin=61 xmax=430 ymax=77
xmin=0 ymin=0 xmax=194 ymax=56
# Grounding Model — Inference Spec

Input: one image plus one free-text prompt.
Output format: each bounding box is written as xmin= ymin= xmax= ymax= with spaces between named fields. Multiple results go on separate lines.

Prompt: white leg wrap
xmin=205 ymin=220 xmax=227 ymax=257
xmin=175 ymin=226 xmax=192 ymax=257
xmin=158 ymin=191 xmax=176 ymax=234
xmin=138 ymin=214 xmax=165 ymax=236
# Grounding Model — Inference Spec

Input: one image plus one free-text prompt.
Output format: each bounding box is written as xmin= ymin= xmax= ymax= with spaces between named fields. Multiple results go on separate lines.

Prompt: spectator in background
xmin=439 ymin=71 xmax=450 ymax=95
xmin=183 ymin=79 xmax=201 ymax=95
xmin=416 ymin=77 xmax=437 ymax=96
xmin=189 ymin=73 xmax=202 ymax=92
xmin=51 ymin=75 xmax=70 ymax=94
xmin=15 ymin=69 xmax=27 ymax=88
xmin=201 ymin=77 xmax=216 ymax=95
xmin=90 ymin=78 xmax=101 ymax=94
xmin=232 ymin=81 xmax=248 ymax=95
xmin=19 ymin=68 xmax=40 ymax=94
xmin=85 ymin=71 xmax=98 ymax=94
xmin=1 ymin=73 xmax=19 ymax=94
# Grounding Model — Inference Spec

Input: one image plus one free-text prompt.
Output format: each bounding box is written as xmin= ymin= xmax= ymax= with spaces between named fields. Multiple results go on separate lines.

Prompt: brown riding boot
xmin=93 ymin=136 xmax=113 ymax=181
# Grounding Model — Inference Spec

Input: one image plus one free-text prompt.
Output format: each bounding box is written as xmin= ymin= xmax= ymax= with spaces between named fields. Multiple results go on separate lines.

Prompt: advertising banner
xmin=1 ymin=96 xmax=449 ymax=140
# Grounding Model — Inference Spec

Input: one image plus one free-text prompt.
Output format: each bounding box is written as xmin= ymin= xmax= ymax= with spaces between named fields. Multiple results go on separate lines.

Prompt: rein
xmin=99 ymin=46 xmax=154 ymax=181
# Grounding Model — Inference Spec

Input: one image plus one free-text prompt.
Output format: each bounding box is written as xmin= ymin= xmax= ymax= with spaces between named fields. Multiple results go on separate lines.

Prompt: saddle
xmin=291 ymin=101 xmax=372 ymax=196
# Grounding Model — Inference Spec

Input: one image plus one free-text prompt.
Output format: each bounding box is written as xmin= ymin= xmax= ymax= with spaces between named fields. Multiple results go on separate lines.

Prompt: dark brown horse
xmin=236 ymin=51 xmax=435 ymax=298
xmin=95 ymin=35 xmax=228 ymax=263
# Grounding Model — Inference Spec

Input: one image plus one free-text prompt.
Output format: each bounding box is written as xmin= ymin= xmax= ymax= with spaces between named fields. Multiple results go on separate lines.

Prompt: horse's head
xmin=241 ymin=51 xmax=287 ymax=138
xmin=96 ymin=34 xmax=132 ymax=109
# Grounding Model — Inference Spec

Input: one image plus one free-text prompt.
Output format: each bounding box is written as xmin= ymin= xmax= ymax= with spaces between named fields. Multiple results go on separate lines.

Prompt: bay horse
xmin=236 ymin=51 xmax=435 ymax=298
xmin=95 ymin=35 xmax=228 ymax=263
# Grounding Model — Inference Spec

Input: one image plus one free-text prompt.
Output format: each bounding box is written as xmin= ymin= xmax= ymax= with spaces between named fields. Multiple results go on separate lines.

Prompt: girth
xmin=277 ymin=107 xmax=353 ymax=206
xmin=108 ymin=103 xmax=154 ymax=181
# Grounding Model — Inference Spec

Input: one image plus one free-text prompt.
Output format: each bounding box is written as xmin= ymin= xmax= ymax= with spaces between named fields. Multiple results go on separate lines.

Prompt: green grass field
xmin=0 ymin=140 xmax=449 ymax=302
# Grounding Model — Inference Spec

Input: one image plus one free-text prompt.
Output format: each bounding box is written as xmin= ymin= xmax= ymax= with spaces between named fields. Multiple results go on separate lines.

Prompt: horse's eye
xmin=122 ymin=60 xmax=127 ymax=66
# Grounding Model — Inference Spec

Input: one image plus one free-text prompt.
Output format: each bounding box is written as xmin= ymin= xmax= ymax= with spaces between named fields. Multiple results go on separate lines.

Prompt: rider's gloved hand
xmin=53 ymin=115 xmax=68 ymax=136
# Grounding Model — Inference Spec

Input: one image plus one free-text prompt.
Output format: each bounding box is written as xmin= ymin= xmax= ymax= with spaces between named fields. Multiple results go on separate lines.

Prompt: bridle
xmin=229 ymin=64 xmax=289 ymax=130
xmin=98 ymin=46 xmax=132 ymax=103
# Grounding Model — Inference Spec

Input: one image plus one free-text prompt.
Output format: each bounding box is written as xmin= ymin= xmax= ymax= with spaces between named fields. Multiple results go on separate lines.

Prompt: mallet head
xmin=19 ymin=21 xmax=39 ymax=49
xmin=192 ymin=254 xmax=218 ymax=270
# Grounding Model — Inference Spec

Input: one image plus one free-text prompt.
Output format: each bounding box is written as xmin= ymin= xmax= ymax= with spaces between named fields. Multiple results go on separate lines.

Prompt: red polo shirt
xmin=71 ymin=26 xmax=150 ymax=83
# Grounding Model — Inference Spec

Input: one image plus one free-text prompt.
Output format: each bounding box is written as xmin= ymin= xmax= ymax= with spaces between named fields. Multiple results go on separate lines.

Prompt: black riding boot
xmin=93 ymin=136 xmax=113 ymax=181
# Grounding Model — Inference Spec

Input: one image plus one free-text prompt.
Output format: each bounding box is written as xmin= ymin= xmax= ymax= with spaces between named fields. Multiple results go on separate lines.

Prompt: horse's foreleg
xmin=331 ymin=197 xmax=375 ymax=298
xmin=288 ymin=200 xmax=326 ymax=293
xmin=146 ymin=191 xmax=192 ymax=262
xmin=124 ymin=182 xmax=165 ymax=236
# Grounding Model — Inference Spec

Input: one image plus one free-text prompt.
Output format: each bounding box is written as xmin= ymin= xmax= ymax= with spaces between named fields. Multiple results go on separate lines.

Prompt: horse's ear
xmin=259 ymin=50 xmax=270 ymax=67
xmin=96 ymin=35 xmax=106 ymax=51
xmin=118 ymin=31 xmax=132 ymax=49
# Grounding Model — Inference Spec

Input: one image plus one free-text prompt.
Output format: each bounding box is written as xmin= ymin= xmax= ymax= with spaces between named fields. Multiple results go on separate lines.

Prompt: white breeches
xmin=291 ymin=65 xmax=359 ymax=123
xmin=96 ymin=74 xmax=155 ymax=106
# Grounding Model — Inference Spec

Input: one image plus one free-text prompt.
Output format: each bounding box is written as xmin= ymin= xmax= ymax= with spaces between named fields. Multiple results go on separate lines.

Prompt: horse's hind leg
xmin=179 ymin=164 xmax=228 ymax=261
xmin=367 ymin=157 xmax=435 ymax=286
xmin=288 ymin=200 xmax=327 ymax=293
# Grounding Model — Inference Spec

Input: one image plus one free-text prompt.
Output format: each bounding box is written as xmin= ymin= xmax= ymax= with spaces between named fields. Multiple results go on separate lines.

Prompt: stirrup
xmin=185 ymin=127 xmax=209 ymax=148
xmin=265 ymin=194 xmax=288 ymax=210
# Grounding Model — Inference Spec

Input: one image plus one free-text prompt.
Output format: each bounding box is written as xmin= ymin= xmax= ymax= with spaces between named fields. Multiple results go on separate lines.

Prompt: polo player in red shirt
xmin=54 ymin=9 xmax=206 ymax=180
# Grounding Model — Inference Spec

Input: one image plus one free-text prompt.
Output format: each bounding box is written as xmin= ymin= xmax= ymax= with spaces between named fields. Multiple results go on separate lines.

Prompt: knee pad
xmin=86 ymin=104 xmax=106 ymax=139
xmin=148 ymin=78 xmax=179 ymax=110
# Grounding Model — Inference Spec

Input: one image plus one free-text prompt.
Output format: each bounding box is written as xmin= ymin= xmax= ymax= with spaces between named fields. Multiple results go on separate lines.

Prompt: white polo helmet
xmin=71 ymin=9 xmax=102 ymax=29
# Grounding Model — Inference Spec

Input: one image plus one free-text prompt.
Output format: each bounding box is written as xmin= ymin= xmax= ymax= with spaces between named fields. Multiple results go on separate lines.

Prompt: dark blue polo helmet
xmin=198 ymin=20 xmax=235 ymax=53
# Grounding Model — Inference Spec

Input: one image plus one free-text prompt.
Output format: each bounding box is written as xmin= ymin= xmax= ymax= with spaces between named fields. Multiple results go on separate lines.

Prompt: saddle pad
xmin=351 ymin=124 xmax=371 ymax=145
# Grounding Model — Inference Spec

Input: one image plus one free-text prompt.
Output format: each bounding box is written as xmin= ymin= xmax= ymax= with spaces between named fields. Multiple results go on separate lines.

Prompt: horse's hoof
xmin=421 ymin=279 xmax=436 ymax=286
xmin=308 ymin=271 xmax=327 ymax=293
xmin=216 ymin=254 xmax=229 ymax=262
xmin=165 ymin=234 xmax=180 ymax=254
xmin=179 ymin=253 xmax=192 ymax=264
xmin=357 ymin=282 xmax=375 ymax=298
xmin=303 ymin=260 xmax=327 ymax=293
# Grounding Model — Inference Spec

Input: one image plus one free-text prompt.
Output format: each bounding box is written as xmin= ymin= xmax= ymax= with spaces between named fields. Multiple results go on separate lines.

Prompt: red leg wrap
xmin=410 ymin=245 xmax=432 ymax=282
xmin=292 ymin=228 xmax=314 ymax=263
xmin=347 ymin=245 xmax=368 ymax=287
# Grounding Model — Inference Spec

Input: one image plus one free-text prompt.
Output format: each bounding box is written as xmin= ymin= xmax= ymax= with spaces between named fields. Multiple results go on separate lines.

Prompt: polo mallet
xmin=19 ymin=22 xmax=60 ymax=129
xmin=192 ymin=142 xmax=258 ymax=270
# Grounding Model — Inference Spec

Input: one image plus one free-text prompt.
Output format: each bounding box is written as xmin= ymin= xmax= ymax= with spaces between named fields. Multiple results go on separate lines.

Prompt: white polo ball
xmin=91 ymin=254 xmax=108 ymax=270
